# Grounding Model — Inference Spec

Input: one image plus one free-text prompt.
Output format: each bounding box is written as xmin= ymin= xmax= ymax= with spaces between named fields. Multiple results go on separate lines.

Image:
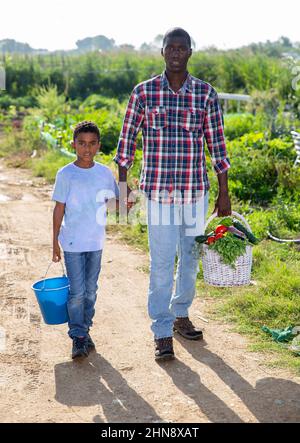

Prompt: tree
xmin=279 ymin=36 xmax=292 ymax=48
xmin=0 ymin=39 xmax=39 ymax=54
xmin=153 ymin=34 xmax=164 ymax=48
xmin=119 ymin=44 xmax=135 ymax=52
xmin=139 ymin=42 xmax=152 ymax=52
xmin=76 ymin=35 xmax=115 ymax=52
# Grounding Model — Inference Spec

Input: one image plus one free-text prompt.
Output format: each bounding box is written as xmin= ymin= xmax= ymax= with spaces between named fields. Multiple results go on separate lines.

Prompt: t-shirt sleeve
xmin=52 ymin=170 xmax=69 ymax=203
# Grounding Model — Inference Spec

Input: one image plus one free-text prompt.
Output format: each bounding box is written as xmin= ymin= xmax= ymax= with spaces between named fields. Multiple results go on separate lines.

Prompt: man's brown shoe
xmin=173 ymin=317 xmax=203 ymax=341
xmin=154 ymin=337 xmax=175 ymax=361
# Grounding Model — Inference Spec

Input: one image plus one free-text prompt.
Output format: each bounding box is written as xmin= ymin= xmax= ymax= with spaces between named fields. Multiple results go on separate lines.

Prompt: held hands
xmin=119 ymin=182 xmax=138 ymax=216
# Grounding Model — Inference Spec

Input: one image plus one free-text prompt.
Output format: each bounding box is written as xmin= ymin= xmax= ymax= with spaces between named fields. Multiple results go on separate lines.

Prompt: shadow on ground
xmin=54 ymin=352 xmax=162 ymax=423
xmin=158 ymin=336 xmax=300 ymax=423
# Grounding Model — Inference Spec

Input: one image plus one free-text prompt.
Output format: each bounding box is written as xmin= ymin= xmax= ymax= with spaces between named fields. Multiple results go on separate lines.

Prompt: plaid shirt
xmin=114 ymin=72 xmax=230 ymax=203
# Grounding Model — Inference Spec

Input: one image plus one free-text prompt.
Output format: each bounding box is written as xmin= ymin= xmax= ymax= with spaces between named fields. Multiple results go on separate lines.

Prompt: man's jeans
xmin=64 ymin=250 xmax=102 ymax=339
xmin=147 ymin=193 xmax=209 ymax=339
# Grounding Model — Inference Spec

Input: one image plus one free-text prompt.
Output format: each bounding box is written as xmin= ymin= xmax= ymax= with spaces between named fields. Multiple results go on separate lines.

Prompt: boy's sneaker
xmin=86 ymin=333 xmax=96 ymax=352
xmin=72 ymin=337 xmax=89 ymax=359
xmin=173 ymin=317 xmax=203 ymax=341
xmin=154 ymin=337 xmax=175 ymax=361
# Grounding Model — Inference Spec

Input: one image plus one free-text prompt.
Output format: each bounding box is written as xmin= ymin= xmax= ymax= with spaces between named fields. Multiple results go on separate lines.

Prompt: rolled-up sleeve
xmin=204 ymin=90 xmax=231 ymax=175
xmin=114 ymin=89 xmax=145 ymax=169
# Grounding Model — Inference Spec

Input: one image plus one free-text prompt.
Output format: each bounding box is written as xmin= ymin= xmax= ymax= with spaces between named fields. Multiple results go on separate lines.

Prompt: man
xmin=114 ymin=28 xmax=231 ymax=361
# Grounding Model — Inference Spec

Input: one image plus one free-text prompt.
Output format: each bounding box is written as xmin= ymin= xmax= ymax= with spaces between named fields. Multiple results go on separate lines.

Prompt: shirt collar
xmin=161 ymin=71 xmax=193 ymax=93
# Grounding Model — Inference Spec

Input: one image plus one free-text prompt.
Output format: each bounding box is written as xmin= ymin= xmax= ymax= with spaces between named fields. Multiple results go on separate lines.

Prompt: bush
xmin=0 ymin=94 xmax=36 ymax=110
xmin=275 ymin=164 xmax=300 ymax=202
xmin=227 ymin=133 xmax=295 ymax=204
xmin=224 ymin=113 xmax=257 ymax=140
xmin=268 ymin=201 xmax=300 ymax=238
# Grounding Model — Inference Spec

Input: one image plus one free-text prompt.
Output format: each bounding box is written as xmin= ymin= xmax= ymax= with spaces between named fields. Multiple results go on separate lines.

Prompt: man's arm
xmin=53 ymin=202 xmax=65 ymax=262
xmin=114 ymin=89 xmax=145 ymax=171
xmin=214 ymin=171 xmax=231 ymax=217
xmin=203 ymin=90 xmax=231 ymax=216
xmin=114 ymin=89 xmax=145 ymax=210
xmin=118 ymin=165 xmax=134 ymax=210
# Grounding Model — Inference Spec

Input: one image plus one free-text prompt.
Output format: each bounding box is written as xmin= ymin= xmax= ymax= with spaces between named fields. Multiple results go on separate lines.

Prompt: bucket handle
xmin=41 ymin=261 xmax=67 ymax=291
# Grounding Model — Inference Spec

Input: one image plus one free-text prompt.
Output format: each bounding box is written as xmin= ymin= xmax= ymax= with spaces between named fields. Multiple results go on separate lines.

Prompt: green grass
xmin=196 ymin=241 xmax=300 ymax=373
xmin=107 ymin=223 xmax=149 ymax=252
xmin=30 ymin=150 xmax=71 ymax=181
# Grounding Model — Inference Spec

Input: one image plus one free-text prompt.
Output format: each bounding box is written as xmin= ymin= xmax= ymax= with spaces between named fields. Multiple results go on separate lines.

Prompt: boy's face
xmin=72 ymin=132 xmax=101 ymax=164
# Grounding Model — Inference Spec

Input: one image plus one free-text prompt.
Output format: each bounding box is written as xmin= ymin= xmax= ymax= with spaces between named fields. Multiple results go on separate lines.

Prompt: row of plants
xmin=1 ymin=49 xmax=300 ymax=114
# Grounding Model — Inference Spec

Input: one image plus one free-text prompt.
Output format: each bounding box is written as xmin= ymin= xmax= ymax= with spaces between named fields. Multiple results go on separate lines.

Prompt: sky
xmin=0 ymin=0 xmax=299 ymax=51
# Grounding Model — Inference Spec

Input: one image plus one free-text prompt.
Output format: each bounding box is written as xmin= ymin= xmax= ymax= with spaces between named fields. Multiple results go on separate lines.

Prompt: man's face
xmin=72 ymin=132 xmax=100 ymax=163
xmin=161 ymin=36 xmax=192 ymax=73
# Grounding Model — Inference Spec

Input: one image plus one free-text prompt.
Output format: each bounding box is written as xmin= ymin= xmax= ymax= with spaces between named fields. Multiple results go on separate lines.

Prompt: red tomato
xmin=215 ymin=225 xmax=228 ymax=235
xmin=207 ymin=236 xmax=216 ymax=245
xmin=215 ymin=233 xmax=224 ymax=241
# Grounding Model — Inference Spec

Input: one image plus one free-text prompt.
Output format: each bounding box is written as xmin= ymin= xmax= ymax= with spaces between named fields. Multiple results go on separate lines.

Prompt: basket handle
xmin=41 ymin=261 xmax=66 ymax=291
xmin=204 ymin=211 xmax=252 ymax=233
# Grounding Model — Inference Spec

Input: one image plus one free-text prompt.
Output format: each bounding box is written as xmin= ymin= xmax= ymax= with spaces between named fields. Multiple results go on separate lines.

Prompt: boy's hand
xmin=52 ymin=243 xmax=61 ymax=262
xmin=119 ymin=183 xmax=137 ymax=215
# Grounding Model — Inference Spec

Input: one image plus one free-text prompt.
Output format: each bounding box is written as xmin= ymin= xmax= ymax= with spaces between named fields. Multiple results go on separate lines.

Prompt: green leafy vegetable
xmin=208 ymin=232 xmax=248 ymax=268
xmin=220 ymin=217 xmax=233 ymax=228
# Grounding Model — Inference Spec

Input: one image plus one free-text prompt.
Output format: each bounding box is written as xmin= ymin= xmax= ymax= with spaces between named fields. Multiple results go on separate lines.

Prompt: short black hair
xmin=73 ymin=121 xmax=100 ymax=141
xmin=162 ymin=28 xmax=192 ymax=49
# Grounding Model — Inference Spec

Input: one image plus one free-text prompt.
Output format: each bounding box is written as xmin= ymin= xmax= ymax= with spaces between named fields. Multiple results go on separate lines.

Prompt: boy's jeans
xmin=147 ymin=193 xmax=209 ymax=339
xmin=63 ymin=250 xmax=102 ymax=339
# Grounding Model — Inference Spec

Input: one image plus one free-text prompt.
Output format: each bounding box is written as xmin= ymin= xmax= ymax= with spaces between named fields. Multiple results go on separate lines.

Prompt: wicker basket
xmin=202 ymin=211 xmax=253 ymax=287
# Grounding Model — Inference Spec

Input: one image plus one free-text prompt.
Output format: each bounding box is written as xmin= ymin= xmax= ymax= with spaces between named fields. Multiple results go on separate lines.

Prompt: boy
xmin=52 ymin=121 xmax=119 ymax=360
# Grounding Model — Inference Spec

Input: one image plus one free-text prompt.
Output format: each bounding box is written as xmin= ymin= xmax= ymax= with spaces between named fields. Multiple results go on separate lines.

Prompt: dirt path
xmin=0 ymin=160 xmax=300 ymax=423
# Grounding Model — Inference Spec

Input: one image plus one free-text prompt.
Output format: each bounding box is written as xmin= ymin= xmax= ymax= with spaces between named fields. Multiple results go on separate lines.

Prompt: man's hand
xmin=119 ymin=183 xmax=137 ymax=215
xmin=118 ymin=165 xmax=138 ymax=216
xmin=214 ymin=171 xmax=231 ymax=217
xmin=214 ymin=191 xmax=232 ymax=217
xmin=52 ymin=242 xmax=61 ymax=262
xmin=126 ymin=184 xmax=136 ymax=211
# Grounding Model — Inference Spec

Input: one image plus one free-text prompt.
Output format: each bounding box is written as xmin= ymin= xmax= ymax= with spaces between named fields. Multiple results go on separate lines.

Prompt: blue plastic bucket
xmin=32 ymin=263 xmax=70 ymax=325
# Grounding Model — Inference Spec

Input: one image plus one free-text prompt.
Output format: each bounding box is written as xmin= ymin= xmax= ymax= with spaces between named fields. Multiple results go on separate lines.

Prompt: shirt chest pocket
xmin=147 ymin=106 xmax=168 ymax=130
xmin=180 ymin=108 xmax=205 ymax=132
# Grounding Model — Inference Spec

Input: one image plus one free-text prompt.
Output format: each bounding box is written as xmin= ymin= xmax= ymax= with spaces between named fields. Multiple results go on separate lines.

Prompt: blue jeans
xmin=63 ymin=250 xmax=102 ymax=339
xmin=147 ymin=194 xmax=209 ymax=339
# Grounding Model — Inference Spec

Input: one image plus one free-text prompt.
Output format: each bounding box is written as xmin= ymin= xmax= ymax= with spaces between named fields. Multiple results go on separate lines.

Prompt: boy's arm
xmin=53 ymin=202 xmax=65 ymax=262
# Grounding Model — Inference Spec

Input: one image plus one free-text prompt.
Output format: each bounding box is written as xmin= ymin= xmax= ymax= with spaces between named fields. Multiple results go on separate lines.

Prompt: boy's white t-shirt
xmin=52 ymin=161 xmax=119 ymax=252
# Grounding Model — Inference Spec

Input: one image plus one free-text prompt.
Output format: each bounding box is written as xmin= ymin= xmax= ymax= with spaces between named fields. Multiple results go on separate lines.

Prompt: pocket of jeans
xmin=147 ymin=107 xmax=168 ymax=130
xmin=180 ymin=108 xmax=205 ymax=132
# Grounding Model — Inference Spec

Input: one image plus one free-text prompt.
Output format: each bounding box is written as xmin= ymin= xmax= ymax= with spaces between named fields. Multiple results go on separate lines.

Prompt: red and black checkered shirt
xmin=114 ymin=72 xmax=230 ymax=203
